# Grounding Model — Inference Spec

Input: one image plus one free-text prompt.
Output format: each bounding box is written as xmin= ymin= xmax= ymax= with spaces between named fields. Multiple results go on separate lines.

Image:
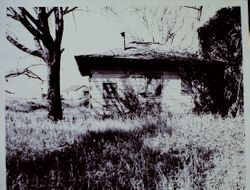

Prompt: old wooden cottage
xmin=75 ymin=42 xmax=224 ymax=116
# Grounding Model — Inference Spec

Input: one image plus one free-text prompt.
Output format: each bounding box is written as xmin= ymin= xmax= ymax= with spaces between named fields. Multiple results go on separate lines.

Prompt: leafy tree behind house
xmin=182 ymin=7 xmax=243 ymax=116
xmin=6 ymin=7 xmax=77 ymax=121
xmin=198 ymin=7 xmax=243 ymax=116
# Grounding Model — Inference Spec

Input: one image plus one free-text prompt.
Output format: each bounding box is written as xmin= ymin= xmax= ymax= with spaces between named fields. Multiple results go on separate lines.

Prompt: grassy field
xmin=6 ymin=100 xmax=245 ymax=189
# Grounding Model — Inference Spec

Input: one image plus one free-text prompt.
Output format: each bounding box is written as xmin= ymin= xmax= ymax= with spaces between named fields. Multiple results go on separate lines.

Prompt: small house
xmin=75 ymin=42 xmax=224 ymax=116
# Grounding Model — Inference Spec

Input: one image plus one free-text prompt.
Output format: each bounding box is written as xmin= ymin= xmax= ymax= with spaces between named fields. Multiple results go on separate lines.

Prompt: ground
xmin=5 ymin=99 xmax=245 ymax=190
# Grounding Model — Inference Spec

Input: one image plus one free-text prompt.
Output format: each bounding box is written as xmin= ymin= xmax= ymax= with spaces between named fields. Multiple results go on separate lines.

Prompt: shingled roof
xmin=75 ymin=42 xmax=225 ymax=76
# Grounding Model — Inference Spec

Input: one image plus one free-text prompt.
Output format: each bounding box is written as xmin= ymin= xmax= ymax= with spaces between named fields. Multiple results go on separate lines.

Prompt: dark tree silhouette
xmin=197 ymin=7 xmax=243 ymax=116
xmin=6 ymin=7 xmax=77 ymax=121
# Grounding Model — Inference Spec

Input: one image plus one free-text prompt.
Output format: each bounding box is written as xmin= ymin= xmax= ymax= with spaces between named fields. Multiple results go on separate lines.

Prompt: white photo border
xmin=0 ymin=1 xmax=249 ymax=189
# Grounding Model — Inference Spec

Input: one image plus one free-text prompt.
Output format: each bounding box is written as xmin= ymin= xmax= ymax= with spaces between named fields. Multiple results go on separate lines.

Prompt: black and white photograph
xmin=1 ymin=1 xmax=249 ymax=189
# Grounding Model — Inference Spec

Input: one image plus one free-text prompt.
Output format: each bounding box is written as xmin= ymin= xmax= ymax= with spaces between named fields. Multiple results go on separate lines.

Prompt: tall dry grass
xmin=6 ymin=100 xmax=245 ymax=189
xmin=144 ymin=114 xmax=245 ymax=189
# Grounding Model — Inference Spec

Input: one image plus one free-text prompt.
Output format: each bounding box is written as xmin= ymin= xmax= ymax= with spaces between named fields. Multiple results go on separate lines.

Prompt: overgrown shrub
xmin=103 ymin=87 xmax=161 ymax=119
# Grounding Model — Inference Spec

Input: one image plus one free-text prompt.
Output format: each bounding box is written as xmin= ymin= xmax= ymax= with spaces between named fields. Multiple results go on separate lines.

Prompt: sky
xmin=2 ymin=5 xmax=220 ymax=99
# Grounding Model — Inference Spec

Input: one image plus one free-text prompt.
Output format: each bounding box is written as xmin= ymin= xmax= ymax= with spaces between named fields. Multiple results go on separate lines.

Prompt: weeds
xmin=6 ymin=100 xmax=245 ymax=189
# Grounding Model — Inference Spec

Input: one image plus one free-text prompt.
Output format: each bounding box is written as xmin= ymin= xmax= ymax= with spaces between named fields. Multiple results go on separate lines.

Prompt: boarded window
xmin=103 ymin=83 xmax=118 ymax=99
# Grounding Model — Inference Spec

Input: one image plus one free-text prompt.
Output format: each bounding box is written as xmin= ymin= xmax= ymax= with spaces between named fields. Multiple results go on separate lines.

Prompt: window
xmin=103 ymin=83 xmax=118 ymax=99
xmin=83 ymin=91 xmax=89 ymax=97
xmin=140 ymin=75 xmax=162 ymax=98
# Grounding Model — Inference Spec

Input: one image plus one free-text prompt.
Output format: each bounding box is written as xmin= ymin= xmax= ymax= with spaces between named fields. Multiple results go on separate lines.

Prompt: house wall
xmin=89 ymin=73 xmax=143 ymax=115
xmin=161 ymin=72 xmax=194 ymax=113
xmin=89 ymin=72 xmax=194 ymax=116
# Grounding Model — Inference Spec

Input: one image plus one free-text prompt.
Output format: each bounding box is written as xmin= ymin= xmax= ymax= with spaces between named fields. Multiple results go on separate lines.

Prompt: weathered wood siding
xmin=90 ymin=72 xmax=194 ymax=115
xmin=90 ymin=73 xmax=145 ymax=114
xmin=161 ymin=72 xmax=194 ymax=113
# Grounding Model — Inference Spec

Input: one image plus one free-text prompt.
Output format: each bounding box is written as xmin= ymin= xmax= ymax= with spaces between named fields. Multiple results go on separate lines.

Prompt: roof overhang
xmin=75 ymin=54 xmax=225 ymax=76
xmin=75 ymin=42 xmax=225 ymax=76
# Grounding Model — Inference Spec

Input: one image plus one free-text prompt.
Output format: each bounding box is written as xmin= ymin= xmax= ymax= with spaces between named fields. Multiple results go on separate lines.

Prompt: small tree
xmin=6 ymin=7 xmax=77 ymax=121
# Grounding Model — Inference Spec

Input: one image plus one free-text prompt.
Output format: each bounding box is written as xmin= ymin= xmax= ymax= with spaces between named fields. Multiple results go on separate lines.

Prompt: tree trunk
xmin=47 ymin=52 xmax=62 ymax=121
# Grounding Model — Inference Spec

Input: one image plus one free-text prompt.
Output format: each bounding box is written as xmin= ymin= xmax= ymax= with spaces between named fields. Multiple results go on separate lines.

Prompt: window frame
xmin=103 ymin=82 xmax=118 ymax=99
xmin=144 ymin=75 xmax=163 ymax=98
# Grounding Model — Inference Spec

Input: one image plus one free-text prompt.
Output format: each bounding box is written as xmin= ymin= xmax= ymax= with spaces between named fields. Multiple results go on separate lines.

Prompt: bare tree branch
xmin=19 ymin=7 xmax=39 ymax=28
xmin=103 ymin=7 xmax=120 ymax=17
xmin=63 ymin=7 xmax=78 ymax=15
xmin=34 ymin=37 xmax=44 ymax=56
xmin=61 ymin=48 xmax=65 ymax=54
xmin=6 ymin=7 xmax=20 ymax=20
xmin=7 ymin=8 xmax=42 ymax=38
xmin=24 ymin=69 xmax=44 ymax=81
xmin=26 ymin=63 xmax=44 ymax=69
xmin=6 ymin=34 xmax=43 ymax=58
xmin=5 ymin=65 xmax=44 ymax=82
xmin=5 ymin=90 xmax=15 ymax=94
xmin=184 ymin=6 xmax=202 ymax=11
xmin=46 ymin=7 xmax=56 ymax=17
xmin=7 ymin=7 xmax=52 ymax=51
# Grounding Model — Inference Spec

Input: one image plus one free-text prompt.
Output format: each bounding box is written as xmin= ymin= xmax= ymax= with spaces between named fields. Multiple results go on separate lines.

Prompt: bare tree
xmin=129 ymin=6 xmax=202 ymax=44
xmin=6 ymin=7 xmax=77 ymax=121
xmin=101 ymin=6 xmax=203 ymax=45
